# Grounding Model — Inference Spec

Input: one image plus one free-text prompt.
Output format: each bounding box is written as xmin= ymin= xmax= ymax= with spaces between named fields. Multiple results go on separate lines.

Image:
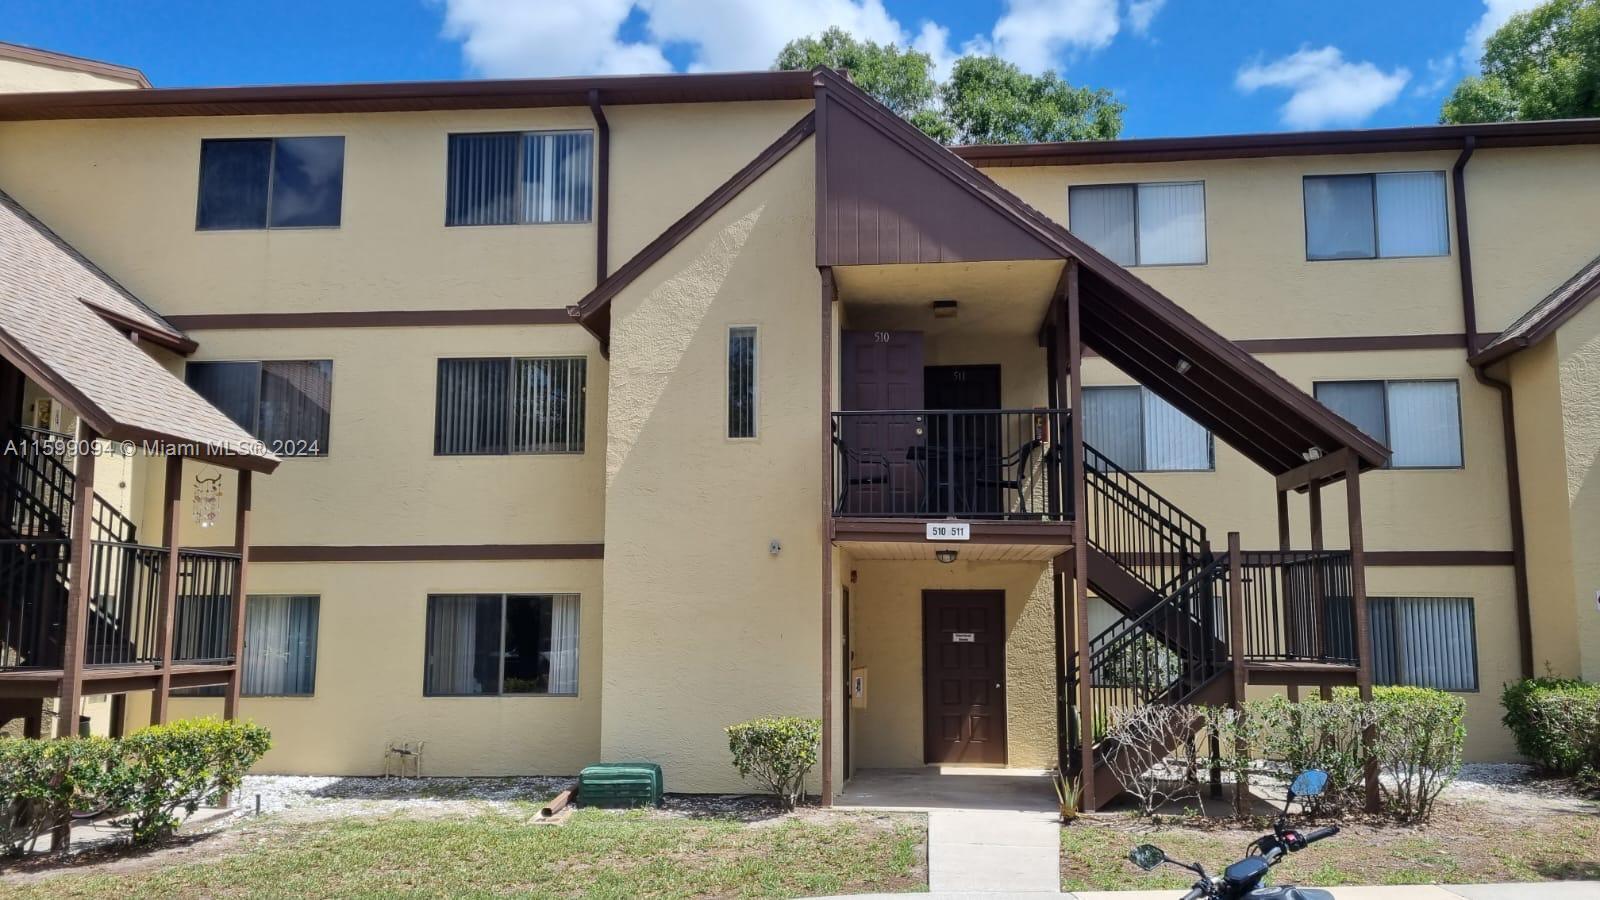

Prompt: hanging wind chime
xmin=193 ymin=469 xmax=224 ymax=528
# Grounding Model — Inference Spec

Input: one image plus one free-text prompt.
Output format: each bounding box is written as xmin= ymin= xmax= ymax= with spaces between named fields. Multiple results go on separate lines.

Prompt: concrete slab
xmin=837 ymin=767 xmax=1058 ymax=813
xmin=1445 ymin=883 xmax=1600 ymax=899
xmin=927 ymin=807 xmax=1061 ymax=893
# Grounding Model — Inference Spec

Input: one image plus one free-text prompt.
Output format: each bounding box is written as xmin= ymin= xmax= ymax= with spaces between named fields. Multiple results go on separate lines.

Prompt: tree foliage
xmin=1443 ymin=0 xmax=1600 ymax=123
xmin=774 ymin=27 xmax=1123 ymax=145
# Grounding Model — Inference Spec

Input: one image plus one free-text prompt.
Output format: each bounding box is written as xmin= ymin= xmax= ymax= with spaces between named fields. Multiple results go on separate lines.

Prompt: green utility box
xmin=578 ymin=762 xmax=664 ymax=808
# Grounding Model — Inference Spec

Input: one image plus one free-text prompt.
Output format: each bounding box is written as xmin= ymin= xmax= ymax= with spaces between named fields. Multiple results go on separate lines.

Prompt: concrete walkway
xmin=928 ymin=808 xmax=1062 ymax=893
xmin=822 ymin=883 xmax=1600 ymax=899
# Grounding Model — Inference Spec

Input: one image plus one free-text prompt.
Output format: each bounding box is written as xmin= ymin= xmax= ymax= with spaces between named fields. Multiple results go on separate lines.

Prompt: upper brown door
xmin=925 ymin=365 xmax=1003 ymax=515
xmin=839 ymin=331 xmax=924 ymax=514
xmin=922 ymin=590 xmax=1006 ymax=764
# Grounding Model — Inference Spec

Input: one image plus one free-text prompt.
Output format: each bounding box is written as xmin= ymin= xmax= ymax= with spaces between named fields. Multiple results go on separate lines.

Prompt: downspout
xmin=587 ymin=89 xmax=610 ymax=286
xmin=1453 ymin=135 xmax=1535 ymax=678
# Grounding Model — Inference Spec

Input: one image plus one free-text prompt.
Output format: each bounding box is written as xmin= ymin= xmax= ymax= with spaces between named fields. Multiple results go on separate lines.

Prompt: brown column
xmin=1345 ymin=455 xmax=1379 ymax=812
xmin=150 ymin=455 xmax=183 ymax=725
xmin=818 ymin=268 xmax=836 ymax=805
xmin=1226 ymin=530 xmax=1248 ymax=815
xmin=223 ymin=471 xmax=253 ymax=720
xmin=56 ymin=431 xmax=97 ymax=738
xmin=1064 ymin=260 xmax=1094 ymax=808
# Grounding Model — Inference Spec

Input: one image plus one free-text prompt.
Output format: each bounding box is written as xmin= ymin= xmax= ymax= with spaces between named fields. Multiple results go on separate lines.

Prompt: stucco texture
xmin=598 ymin=139 xmax=825 ymax=793
xmin=1554 ymin=303 xmax=1600 ymax=681
xmin=0 ymin=57 xmax=142 ymax=93
xmin=846 ymin=558 xmax=1058 ymax=770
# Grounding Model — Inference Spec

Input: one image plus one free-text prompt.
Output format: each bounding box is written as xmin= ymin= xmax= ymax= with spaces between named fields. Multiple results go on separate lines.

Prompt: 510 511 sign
xmin=926 ymin=522 xmax=971 ymax=541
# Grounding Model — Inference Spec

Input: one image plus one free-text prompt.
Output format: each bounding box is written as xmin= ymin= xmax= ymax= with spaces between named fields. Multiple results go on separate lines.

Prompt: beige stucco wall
xmin=0 ymin=56 xmax=143 ymax=93
xmin=1554 ymin=303 xmax=1600 ymax=681
xmin=598 ymin=140 xmax=824 ymax=793
xmin=847 ymin=558 xmax=1057 ymax=770
xmin=122 ymin=557 xmax=602 ymax=775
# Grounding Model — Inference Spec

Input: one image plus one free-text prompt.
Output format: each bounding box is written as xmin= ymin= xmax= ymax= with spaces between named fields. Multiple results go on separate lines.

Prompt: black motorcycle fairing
xmin=1223 ymin=856 xmax=1270 ymax=891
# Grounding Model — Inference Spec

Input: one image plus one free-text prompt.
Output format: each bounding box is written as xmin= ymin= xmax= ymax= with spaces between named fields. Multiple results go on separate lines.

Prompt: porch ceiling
xmin=833 ymin=259 xmax=1063 ymax=337
xmin=836 ymin=541 xmax=1065 ymax=562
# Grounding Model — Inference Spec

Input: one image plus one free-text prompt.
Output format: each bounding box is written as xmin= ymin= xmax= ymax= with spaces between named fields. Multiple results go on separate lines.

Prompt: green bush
xmin=109 ymin=718 xmax=271 ymax=845
xmin=1367 ymin=686 xmax=1465 ymax=823
xmin=725 ymin=716 xmax=820 ymax=809
xmin=0 ymin=736 xmax=120 ymax=856
xmin=1502 ymin=678 xmax=1600 ymax=777
xmin=1245 ymin=694 xmax=1375 ymax=815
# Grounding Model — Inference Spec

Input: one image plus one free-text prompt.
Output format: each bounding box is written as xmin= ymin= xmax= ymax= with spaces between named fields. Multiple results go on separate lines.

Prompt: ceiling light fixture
xmin=935 ymin=549 xmax=958 ymax=564
xmin=1174 ymin=357 xmax=1193 ymax=375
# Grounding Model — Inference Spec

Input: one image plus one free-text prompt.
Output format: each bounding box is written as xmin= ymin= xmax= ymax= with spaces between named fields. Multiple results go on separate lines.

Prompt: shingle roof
xmin=0 ymin=189 xmax=277 ymax=471
xmin=1472 ymin=252 xmax=1600 ymax=366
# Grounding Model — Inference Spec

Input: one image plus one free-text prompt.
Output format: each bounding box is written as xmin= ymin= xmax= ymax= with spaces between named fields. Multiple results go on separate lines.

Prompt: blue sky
xmin=0 ymin=1 xmax=1540 ymax=138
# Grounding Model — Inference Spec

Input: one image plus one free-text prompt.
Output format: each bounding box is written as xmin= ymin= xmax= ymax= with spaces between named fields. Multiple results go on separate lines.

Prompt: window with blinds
xmin=424 ymin=593 xmax=580 ymax=696
xmin=1082 ymin=385 xmax=1214 ymax=472
xmin=728 ymin=326 xmax=757 ymax=439
xmin=1371 ymin=596 xmax=1478 ymax=691
xmin=434 ymin=357 xmax=586 ymax=455
xmin=1314 ymin=379 xmax=1462 ymax=468
xmin=1067 ymin=181 xmax=1206 ymax=266
xmin=1304 ymin=171 xmax=1449 ymax=260
xmin=241 ymin=595 xmax=320 ymax=696
xmin=186 ymin=360 xmax=333 ymax=455
xmin=446 ymin=131 xmax=593 ymax=226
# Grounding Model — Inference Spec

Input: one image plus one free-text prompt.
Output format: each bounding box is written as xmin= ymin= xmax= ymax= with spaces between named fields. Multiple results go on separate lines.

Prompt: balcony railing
xmin=832 ymin=409 xmax=1071 ymax=519
xmin=1224 ymin=549 xmax=1357 ymax=664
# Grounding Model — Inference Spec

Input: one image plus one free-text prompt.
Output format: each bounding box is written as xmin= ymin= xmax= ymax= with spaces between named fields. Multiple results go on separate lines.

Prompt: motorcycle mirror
xmin=1290 ymin=769 xmax=1330 ymax=799
xmin=1129 ymin=844 xmax=1167 ymax=871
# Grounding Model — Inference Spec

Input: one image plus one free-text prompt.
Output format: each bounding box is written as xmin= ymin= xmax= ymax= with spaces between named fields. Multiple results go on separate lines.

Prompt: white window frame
xmin=1067 ymin=180 xmax=1208 ymax=267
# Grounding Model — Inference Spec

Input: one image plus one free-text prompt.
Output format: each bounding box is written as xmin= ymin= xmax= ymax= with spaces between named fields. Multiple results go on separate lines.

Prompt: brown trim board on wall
xmin=165 ymin=309 xmax=577 ymax=330
xmin=1081 ymin=333 xmax=1500 ymax=358
xmin=208 ymin=544 xmax=604 ymax=562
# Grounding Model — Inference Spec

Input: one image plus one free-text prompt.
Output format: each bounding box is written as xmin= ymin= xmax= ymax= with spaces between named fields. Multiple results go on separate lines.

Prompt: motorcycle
xmin=1126 ymin=769 xmax=1341 ymax=900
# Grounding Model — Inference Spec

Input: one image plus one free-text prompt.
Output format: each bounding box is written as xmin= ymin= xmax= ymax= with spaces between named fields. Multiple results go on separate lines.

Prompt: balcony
xmin=831 ymin=408 xmax=1072 ymax=521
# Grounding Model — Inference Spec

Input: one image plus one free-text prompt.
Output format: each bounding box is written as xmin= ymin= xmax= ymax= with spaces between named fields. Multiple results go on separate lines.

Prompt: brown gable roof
xmin=811 ymin=69 xmax=1388 ymax=475
xmin=0 ymin=41 xmax=150 ymax=89
xmin=1471 ymin=252 xmax=1600 ymax=366
xmin=0 ymin=190 xmax=276 ymax=471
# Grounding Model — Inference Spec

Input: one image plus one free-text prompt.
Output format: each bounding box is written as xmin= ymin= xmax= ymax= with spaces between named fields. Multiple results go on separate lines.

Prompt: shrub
xmin=1104 ymin=704 xmax=1206 ymax=815
xmin=1367 ymin=686 xmax=1465 ymax=822
xmin=0 ymin=736 xmax=120 ymax=856
xmin=1246 ymin=694 xmax=1375 ymax=815
xmin=109 ymin=718 xmax=271 ymax=844
xmin=1502 ymin=678 xmax=1600 ymax=777
xmin=725 ymin=716 xmax=820 ymax=809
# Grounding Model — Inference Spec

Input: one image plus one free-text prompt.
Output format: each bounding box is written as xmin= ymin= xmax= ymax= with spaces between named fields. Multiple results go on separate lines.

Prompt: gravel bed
xmin=235 ymin=775 xmax=573 ymax=817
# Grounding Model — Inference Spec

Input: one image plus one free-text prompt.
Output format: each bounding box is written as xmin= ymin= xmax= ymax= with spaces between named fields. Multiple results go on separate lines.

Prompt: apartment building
xmin=0 ymin=41 xmax=1596 ymax=809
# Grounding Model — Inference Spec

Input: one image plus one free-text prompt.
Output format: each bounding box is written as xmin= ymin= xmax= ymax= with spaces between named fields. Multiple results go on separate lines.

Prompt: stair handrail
xmin=1081 ymin=443 xmax=1210 ymax=594
xmin=1083 ymin=444 xmax=1207 ymax=548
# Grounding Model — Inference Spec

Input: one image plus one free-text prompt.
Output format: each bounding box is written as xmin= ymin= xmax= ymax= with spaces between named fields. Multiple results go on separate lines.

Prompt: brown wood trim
xmin=223 ymin=543 xmax=605 ymax=562
xmin=589 ymin=90 xmax=610 ymax=286
xmin=1276 ymin=449 xmax=1353 ymax=494
xmin=819 ymin=267 xmax=835 ymax=806
xmin=0 ymin=69 xmax=817 ymax=121
xmin=0 ymin=40 xmax=149 ymax=87
xmin=831 ymin=518 xmax=1074 ymax=546
xmin=165 ymin=309 xmax=576 ymax=330
xmin=1082 ymin=332 xmax=1499 ymax=358
xmin=1364 ymin=550 xmax=1514 ymax=567
xmin=570 ymin=112 xmax=817 ymax=329
xmin=224 ymin=472 xmax=252 ymax=718
xmin=83 ymin=301 xmax=197 ymax=354
xmin=55 ymin=433 xmax=96 ymax=737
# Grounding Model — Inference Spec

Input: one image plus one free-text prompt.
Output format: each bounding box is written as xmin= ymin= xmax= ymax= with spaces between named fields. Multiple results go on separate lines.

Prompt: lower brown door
xmin=922 ymin=590 xmax=1006 ymax=764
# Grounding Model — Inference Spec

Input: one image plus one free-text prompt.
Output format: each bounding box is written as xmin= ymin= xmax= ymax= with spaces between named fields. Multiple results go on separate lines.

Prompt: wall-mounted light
xmin=932 ymin=299 xmax=958 ymax=319
xmin=1174 ymin=357 xmax=1193 ymax=375
xmin=935 ymin=549 xmax=958 ymax=564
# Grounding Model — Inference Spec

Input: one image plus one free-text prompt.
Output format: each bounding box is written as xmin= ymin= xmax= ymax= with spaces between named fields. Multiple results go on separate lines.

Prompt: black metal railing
xmin=84 ymin=541 xmax=165 ymax=667
xmin=1225 ymin=549 xmax=1356 ymax=664
xmin=1082 ymin=444 xmax=1209 ymax=595
xmin=831 ymin=409 xmax=1070 ymax=519
xmin=1066 ymin=556 xmax=1230 ymax=752
xmin=0 ymin=537 xmax=70 ymax=670
xmin=2 ymin=427 xmax=76 ymax=539
xmin=173 ymin=549 xmax=238 ymax=664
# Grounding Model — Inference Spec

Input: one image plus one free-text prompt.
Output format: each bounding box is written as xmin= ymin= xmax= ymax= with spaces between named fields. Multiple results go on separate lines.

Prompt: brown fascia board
xmin=954 ymin=117 xmax=1600 ymax=167
xmin=814 ymin=70 xmax=1390 ymax=471
xmin=0 ymin=41 xmax=150 ymax=89
xmin=568 ymin=110 xmax=817 ymax=328
xmin=0 ymin=69 xmax=817 ymax=120
xmin=1470 ymin=267 xmax=1600 ymax=366
xmin=82 ymin=300 xmax=197 ymax=354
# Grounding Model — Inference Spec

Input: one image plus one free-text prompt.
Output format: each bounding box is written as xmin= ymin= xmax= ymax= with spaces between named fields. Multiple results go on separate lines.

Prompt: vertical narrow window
xmin=447 ymin=130 xmax=593 ymax=226
xmin=728 ymin=326 xmax=757 ymax=438
xmin=187 ymin=359 xmax=333 ymax=455
xmin=197 ymin=137 xmax=344 ymax=230
xmin=1370 ymin=597 xmax=1478 ymax=691
xmin=425 ymin=593 xmax=580 ymax=696
xmin=242 ymin=595 xmax=320 ymax=696
xmin=1083 ymin=386 xmax=1213 ymax=472
xmin=435 ymin=357 xmax=585 ymax=455
xmin=1315 ymin=379 xmax=1461 ymax=468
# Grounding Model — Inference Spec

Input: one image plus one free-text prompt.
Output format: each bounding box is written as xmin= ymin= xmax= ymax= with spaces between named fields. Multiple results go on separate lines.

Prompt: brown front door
xmin=839 ymin=331 xmax=925 ymax=514
xmin=922 ymin=590 xmax=1006 ymax=764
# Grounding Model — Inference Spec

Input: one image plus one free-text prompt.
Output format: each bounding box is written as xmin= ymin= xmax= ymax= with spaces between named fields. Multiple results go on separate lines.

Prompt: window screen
xmin=728 ymin=326 xmax=757 ymax=438
xmin=1083 ymin=385 xmax=1213 ymax=472
xmin=1370 ymin=597 xmax=1478 ymax=691
xmin=435 ymin=357 xmax=586 ymax=455
xmin=447 ymin=131 xmax=594 ymax=226
xmin=197 ymin=137 xmax=343 ymax=230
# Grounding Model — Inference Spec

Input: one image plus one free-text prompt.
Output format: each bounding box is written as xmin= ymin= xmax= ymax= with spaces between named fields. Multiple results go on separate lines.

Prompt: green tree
xmin=773 ymin=28 xmax=1122 ymax=145
xmin=1443 ymin=0 xmax=1600 ymax=123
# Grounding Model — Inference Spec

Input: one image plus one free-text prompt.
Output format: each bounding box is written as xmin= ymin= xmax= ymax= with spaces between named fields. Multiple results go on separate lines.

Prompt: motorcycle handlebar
xmin=1180 ymin=887 xmax=1208 ymax=900
xmin=1303 ymin=825 xmax=1340 ymax=845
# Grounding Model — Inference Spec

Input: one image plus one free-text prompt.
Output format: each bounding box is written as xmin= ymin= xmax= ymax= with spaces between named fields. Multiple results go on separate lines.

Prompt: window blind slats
xmin=1136 ymin=181 xmax=1206 ymax=265
xmin=728 ymin=327 xmax=757 ymax=438
xmin=1371 ymin=597 xmax=1477 ymax=691
xmin=1083 ymin=385 xmax=1212 ymax=472
xmin=260 ymin=360 xmax=333 ymax=453
xmin=448 ymin=131 xmax=592 ymax=226
xmin=1140 ymin=389 xmax=1212 ymax=470
xmin=1068 ymin=184 xmax=1137 ymax=266
xmin=1375 ymin=171 xmax=1449 ymax=258
xmin=1386 ymin=381 xmax=1462 ymax=468
xmin=436 ymin=357 xmax=584 ymax=455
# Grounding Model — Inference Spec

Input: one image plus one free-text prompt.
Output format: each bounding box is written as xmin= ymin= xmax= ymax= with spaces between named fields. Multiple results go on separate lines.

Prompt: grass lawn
xmin=1061 ymin=799 xmax=1600 ymax=892
xmin=4 ymin=808 xmax=925 ymax=899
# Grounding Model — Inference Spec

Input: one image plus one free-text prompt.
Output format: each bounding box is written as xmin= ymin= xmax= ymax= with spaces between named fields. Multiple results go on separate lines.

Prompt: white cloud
xmin=1237 ymin=46 xmax=1410 ymax=129
xmin=1126 ymin=0 xmax=1167 ymax=35
xmin=640 ymin=0 xmax=903 ymax=72
xmin=440 ymin=0 xmax=669 ymax=77
xmin=1462 ymin=0 xmax=1543 ymax=67
xmin=1415 ymin=55 xmax=1458 ymax=97
xmin=991 ymin=0 xmax=1122 ymax=73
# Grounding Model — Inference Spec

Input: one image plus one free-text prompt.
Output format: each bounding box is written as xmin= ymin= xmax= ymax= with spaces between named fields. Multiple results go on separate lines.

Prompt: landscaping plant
xmin=109 ymin=718 xmax=271 ymax=844
xmin=0 ymin=735 xmax=119 ymax=856
xmin=1501 ymin=677 xmax=1600 ymax=785
xmin=1366 ymin=686 xmax=1465 ymax=822
xmin=1103 ymin=704 xmax=1206 ymax=815
xmin=1247 ymin=694 xmax=1375 ymax=814
xmin=725 ymin=716 xmax=820 ymax=809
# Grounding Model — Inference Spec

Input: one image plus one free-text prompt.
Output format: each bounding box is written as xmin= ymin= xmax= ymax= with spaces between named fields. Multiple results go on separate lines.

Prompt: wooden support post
xmin=52 ymin=429 xmax=97 ymax=853
xmin=1345 ymin=455 xmax=1380 ymax=813
xmin=1275 ymin=489 xmax=1291 ymax=551
xmin=223 ymin=471 xmax=252 ymax=720
xmin=1065 ymin=260 xmax=1094 ymax=809
xmin=1226 ymin=531 xmax=1248 ymax=816
xmin=150 ymin=455 xmax=183 ymax=725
